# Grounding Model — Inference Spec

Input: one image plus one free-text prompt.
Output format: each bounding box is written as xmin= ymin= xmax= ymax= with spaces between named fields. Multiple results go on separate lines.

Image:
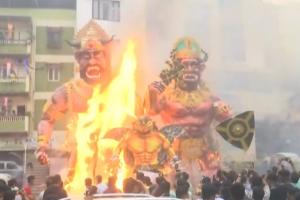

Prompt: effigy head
xmin=68 ymin=37 xmax=113 ymax=85
xmin=132 ymin=116 xmax=155 ymax=134
xmin=172 ymin=37 xmax=208 ymax=91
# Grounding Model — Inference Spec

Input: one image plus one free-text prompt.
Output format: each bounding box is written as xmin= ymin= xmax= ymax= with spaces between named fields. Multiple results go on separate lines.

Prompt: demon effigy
xmin=110 ymin=116 xmax=176 ymax=177
xmin=145 ymin=37 xmax=233 ymax=189
xmin=36 ymin=36 xmax=114 ymax=182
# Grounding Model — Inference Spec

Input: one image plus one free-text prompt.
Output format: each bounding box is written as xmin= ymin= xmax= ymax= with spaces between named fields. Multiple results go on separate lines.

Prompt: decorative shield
xmin=216 ymin=111 xmax=255 ymax=151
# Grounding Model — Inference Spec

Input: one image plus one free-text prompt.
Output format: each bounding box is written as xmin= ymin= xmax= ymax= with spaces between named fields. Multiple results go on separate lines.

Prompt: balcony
xmin=0 ymin=115 xmax=29 ymax=133
xmin=0 ymin=31 xmax=32 ymax=55
xmin=0 ymin=16 xmax=33 ymax=55
xmin=0 ymin=77 xmax=30 ymax=95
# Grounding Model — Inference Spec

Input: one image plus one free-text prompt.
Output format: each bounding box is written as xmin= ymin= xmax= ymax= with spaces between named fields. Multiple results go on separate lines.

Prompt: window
xmin=47 ymin=27 xmax=63 ymax=49
xmin=48 ymin=65 xmax=60 ymax=81
xmin=0 ymin=163 xmax=4 ymax=170
xmin=92 ymin=0 xmax=120 ymax=22
xmin=6 ymin=162 xmax=17 ymax=170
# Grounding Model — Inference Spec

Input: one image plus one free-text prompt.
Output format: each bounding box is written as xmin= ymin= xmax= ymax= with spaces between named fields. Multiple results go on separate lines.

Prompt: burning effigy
xmin=35 ymin=21 xmax=255 ymax=194
xmin=35 ymin=21 xmax=141 ymax=193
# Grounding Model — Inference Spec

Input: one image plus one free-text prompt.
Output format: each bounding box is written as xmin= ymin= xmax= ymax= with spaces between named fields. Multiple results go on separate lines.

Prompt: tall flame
xmin=66 ymin=40 xmax=137 ymax=193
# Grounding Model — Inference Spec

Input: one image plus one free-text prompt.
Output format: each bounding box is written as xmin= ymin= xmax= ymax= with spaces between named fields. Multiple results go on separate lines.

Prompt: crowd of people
xmin=1 ymin=158 xmax=300 ymax=200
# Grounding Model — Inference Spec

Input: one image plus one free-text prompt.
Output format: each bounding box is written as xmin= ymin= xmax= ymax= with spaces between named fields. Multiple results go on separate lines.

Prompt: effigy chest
xmin=65 ymin=80 xmax=93 ymax=113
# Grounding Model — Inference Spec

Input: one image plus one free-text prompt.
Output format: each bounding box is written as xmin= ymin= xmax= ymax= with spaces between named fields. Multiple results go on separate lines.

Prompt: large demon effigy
xmin=145 ymin=37 xmax=233 ymax=189
xmin=36 ymin=36 xmax=113 ymax=176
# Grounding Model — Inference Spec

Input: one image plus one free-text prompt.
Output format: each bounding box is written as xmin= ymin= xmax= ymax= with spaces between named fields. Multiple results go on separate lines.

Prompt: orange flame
xmin=66 ymin=40 xmax=137 ymax=194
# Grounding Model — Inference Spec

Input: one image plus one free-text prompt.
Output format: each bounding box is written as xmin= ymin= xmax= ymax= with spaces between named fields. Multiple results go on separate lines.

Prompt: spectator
xmin=220 ymin=185 xmax=232 ymax=200
xmin=43 ymin=175 xmax=67 ymax=200
xmin=38 ymin=176 xmax=53 ymax=200
xmin=287 ymin=184 xmax=299 ymax=200
xmin=23 ymin=175 xmax=35 ymax=200
xmin=150 ymin=176 xmax=165 ymax=195
xmin=201 ymin=184 xmax=217 ymax=200
xmin=123 ymin=177 xmax=145 ymax=194
xmin=252 ymin=187 xmax=265 ymax=200
xmin=95 ymin=175 xmax=107 ymax=194
xmin=103 ymin=176 xmax=121 ymax=193
xmin=176 ymin=179 xmax=190 ymax=199
xmin=153 ymin=180 xmax=171 ymax=197
xmin=136 ymin=172 xmax=144 ymax=183
xmin=142 ymin=176 xmax=152 ymax=191
xmin=291 ymin=172 xmax=299 ymax=188
xmin=295 ymin=191 xmax=300 ymax=200
xmin=84 ymin=178 xmax=97 ymax=197
xmin=0 ymin=179 xmax=14 ymax=200
xmin=270 ymin=169 xmax=290 ymax=200
xmin=230 ymin=183 xmax=245 ymax=200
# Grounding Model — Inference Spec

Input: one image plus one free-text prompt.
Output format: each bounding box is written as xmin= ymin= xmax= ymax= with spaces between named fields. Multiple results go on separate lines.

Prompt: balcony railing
xmin=0 ymin=77 xmax=30 ymax=94
xmin=0 ymin=115 xmax=29 ymax=133
xmin=0 ymin=31 xmax=32 ymax=55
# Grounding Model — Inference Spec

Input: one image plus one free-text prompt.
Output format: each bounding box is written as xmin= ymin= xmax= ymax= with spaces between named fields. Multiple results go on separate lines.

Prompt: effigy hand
xmin=149 ymin=81 xmax=166 ymax=94
xmin=213 ymin=101 xmax=232 ymax=116
xmin=35 ymin=147 xmax=49 ymax=165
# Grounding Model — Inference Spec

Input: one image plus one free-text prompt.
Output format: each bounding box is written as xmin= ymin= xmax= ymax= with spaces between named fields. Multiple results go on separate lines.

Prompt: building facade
xmin=0 ymin=0 xmax=76 ymax=186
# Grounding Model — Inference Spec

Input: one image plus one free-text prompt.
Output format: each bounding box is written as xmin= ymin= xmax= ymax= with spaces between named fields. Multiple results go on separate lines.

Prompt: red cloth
xmin=23 ymin=185 xmax=32 ymax=195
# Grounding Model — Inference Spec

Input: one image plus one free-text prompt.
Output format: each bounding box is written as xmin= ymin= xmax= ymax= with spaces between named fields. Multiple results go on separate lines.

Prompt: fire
xmin=66 ymin=40 xmax=137 ymax=193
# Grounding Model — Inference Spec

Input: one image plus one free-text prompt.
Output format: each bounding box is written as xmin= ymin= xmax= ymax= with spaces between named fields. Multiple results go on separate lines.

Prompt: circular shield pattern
xmin=228 ymin=119 xmax=248 ymax=139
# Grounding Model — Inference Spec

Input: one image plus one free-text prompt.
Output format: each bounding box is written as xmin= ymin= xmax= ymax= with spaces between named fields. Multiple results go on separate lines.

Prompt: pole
xmin=23 ymin=139 xmax=27 ymax=185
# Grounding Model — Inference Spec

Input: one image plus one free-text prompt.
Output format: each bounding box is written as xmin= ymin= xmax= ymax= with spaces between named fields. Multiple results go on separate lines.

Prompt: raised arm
xmin=36 ymin=86 xmax=68 ymax=164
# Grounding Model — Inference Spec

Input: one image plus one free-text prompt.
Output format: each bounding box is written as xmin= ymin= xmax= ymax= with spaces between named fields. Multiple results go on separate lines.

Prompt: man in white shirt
xmin=96 ymin=175 xmax=107 ymax=194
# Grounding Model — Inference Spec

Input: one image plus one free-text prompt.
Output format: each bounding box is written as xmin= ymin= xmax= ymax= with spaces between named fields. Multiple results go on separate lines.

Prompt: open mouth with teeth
xmin=182 ymin=73 xmax=199 ymax=82
xmin=86 ymin=66 xmax=101 ymax=79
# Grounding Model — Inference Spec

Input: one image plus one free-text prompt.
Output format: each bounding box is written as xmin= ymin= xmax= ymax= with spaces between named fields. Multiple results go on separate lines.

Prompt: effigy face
xmin=132 ymin=116 xmax=155 ymax=134
xmin=177 ymin=58 xmax=205 ymax=91
xmin=76 ymin=39 xmax=110 ymax=85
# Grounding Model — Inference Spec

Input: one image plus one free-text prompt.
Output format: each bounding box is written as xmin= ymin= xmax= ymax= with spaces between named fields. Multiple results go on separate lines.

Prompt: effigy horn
xmin=201 ymin=49 xmax=208 ymax=62
xmin=66 ymin=40 xmax=81 ymax=49
xmin=100 ymin=35 xmax=115 ymax=45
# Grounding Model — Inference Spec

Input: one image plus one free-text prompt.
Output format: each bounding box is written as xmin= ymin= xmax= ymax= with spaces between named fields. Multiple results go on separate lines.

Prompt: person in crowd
xmin=150 ymin=176 xmax=165 ymax=195
xmin=142 ymin=176 xmax=152 ymax=192
xmin=200 ymin=184 xmax=217 ymax=200
xmin=38 ymin=176 xmax=53 ymax=200
xmin=252 ymin=186 xmax=265 ymax=200
xmin=175 ymin=179 xmax=190 ymax=199
xmin=95 ymin=175 xmax=107 ymax=194
xmin=230 ymin=183 xmax=245 ymax=200
xmin=0 ymin=179 xmax=14 ymax=200
xmin=7 ymin=179 xmax=18 ymax=195
xmin=295 ymin=191 xmax=300 ymax=200
xmin=123 ymin=177 xmax=145 ymax=194
xmin=103 ymin=176 xmax=120 ymax=193
xmin=287 ymin=184 xmax=300 ymax=200
xmin=84 ymin=178 xmax=97 ymax=197
xmin=269 ymin=169 xmax=290 ymax=200
xmin=43 ymin=174 xmax=67 ymax=200
xmin=23 ymin=175 xmax=35 ymax=200
xmin=291 ymin=172 xmax=299 ymax=188
xmin=220 ymin=181 xmax=232 ymax=200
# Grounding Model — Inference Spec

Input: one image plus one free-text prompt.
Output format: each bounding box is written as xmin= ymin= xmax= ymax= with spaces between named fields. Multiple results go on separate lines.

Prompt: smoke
xmin=141 ymin=0 xmax=300 ymax=156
